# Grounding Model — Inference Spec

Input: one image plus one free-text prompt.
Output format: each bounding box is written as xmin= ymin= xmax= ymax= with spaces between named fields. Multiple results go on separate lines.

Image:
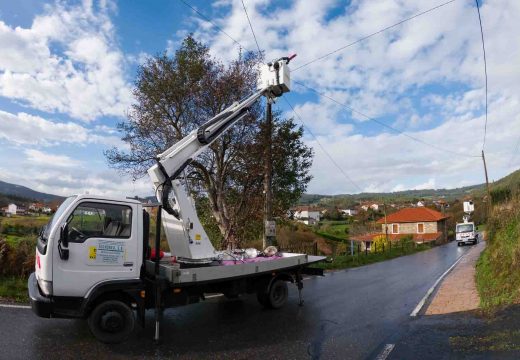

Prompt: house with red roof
xmin=351 ymin=207 xmax=449 ymax=251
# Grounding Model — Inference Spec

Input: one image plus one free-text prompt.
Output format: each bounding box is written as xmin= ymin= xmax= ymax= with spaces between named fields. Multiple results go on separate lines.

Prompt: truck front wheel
xmin=87 ymin=300 xmax=135 ymax=344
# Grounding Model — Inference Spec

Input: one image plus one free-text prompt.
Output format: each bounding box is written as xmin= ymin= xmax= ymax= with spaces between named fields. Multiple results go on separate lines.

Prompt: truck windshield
xmin=456 ymin=224 xmax=474 ymax=233
xmin=41 ymin=196 xmax=76 ymax=240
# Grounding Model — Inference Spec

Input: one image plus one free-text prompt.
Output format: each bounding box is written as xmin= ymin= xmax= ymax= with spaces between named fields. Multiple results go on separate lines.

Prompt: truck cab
xmin=30 ymin=194 xmax=146 ymax=320
xmin=455 ymin=222 xmax=478 ymax=246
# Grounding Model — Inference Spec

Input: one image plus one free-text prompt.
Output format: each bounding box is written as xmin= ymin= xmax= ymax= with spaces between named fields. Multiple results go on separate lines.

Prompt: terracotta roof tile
xmin=377 ymin=207 xmax=448 ymax=224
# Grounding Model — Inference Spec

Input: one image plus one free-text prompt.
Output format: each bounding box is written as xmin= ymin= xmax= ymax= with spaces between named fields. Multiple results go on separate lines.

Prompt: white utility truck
xmin=28 ymin=55 xmax=325 ymax=344
xmin=456 ymin=221 xmax=478 ymax=246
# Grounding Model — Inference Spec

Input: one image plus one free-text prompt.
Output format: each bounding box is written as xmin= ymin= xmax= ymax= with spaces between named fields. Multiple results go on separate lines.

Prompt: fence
xmin=343 ymin=238 xmax=434 ymax=258
xmin=280 ymin=242 xmax=319 ymax=255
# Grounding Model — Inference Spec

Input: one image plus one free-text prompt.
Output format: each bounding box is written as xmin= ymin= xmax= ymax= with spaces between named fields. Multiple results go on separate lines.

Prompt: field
xmin=315 ymin=220 xmax=350 ymax=242
xmin=0 ymin=215 xmax=46 ymax=302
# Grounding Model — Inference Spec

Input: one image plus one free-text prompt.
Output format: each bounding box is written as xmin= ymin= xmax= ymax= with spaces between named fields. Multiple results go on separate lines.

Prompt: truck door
xmin=52 ymin=201 xmax=140 ymax=297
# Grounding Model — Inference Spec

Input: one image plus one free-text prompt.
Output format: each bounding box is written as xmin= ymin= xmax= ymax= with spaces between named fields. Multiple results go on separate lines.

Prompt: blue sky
xmin=0 ymin=0 xmax=519 ymax=197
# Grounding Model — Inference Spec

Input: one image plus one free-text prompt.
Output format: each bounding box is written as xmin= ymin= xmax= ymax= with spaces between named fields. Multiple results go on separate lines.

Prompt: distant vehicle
xmin=456 ymin=222 xmax=478 ymax=246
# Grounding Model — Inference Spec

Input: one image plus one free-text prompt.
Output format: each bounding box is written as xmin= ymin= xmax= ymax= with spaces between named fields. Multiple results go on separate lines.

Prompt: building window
xmin=392 ymin=224 xmax=399 ymax=234
xmin=417 ymin=223 xmax=425 ymax=233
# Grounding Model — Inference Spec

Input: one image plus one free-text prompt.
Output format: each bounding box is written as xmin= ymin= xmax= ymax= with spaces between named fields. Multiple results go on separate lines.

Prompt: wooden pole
xmin=482 ymin=150 xmax=492 ymax=215
xmin=263 ymin=98 xmax=275 ymax=248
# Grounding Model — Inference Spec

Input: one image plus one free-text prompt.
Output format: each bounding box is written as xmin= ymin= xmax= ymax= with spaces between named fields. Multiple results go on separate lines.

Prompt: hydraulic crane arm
xmin=147 ymin=56 xmax=295 ymax=263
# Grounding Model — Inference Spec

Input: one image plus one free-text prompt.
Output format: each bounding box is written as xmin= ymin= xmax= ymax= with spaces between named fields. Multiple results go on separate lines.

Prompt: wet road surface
xmin=0 ymin=241 xmax=471 ymax=359
xmin=389 ymin=305 xmax=520 ymax=359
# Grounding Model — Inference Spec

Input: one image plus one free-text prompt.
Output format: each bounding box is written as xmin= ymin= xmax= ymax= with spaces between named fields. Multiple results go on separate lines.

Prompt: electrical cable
xmin=474 ymin=0 xmax=488 ymax=150
xmin=293 ymin=0 xmax=457 ymax=72
xmin=241 ymin=0 xmax=262 ymax=54
xmin=284 ymin=96 xmax=364 ymax=193
xmin=293 ymin=80 xmax=481 ymax=159
xmin=293 ymin=0 xmax=456 ymax=72
xmin=179 ymin=0 xmax=250 ymax=52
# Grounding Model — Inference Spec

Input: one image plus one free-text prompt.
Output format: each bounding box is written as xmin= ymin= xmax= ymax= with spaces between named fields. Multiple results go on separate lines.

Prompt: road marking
xmin=376 ymin=344 xmax=395 ymax=360
xmin=204 ymin=294 xmax=224 ymax=299
xmin=410 ymin=253 xmax=466 ymax=317
xmin=0 ymin=304 xmax=31 ymax=309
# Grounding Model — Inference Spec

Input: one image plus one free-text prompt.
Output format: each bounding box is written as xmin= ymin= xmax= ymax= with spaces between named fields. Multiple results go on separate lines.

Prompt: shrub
xmin=0 ymin=237 xmax=35 ymax=278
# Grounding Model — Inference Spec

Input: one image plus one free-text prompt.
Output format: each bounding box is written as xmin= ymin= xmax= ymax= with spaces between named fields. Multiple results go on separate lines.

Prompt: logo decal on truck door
xmin=87 ymin=240 xmax=126 ymax=265
xmin=88 ymin=246 xmax=97 ymax=260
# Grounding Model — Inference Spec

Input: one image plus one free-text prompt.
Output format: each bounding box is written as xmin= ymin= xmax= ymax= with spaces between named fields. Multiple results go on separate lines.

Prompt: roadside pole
xmin=481 ymin=150 xmax=492 ymax=216
xmin=263 ymin=97 xmax=276 ymax=248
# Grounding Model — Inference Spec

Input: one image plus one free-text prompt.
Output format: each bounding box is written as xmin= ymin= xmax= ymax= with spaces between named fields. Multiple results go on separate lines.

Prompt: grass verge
xmin=312 ymin=243 xmax=433 ymax=270
xmin=476 ymin=200 xmax=520 ymax=311
xmin=0 ymin=276 xmax=29 ymax=303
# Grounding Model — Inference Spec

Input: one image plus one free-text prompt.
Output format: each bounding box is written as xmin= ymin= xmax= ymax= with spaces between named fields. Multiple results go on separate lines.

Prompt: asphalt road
xmin=0 ymin=241 xmax=472 ymax=360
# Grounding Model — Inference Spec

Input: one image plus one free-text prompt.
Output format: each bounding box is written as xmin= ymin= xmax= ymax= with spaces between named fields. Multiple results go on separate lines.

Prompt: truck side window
xmin=67 ymin=202 xmax=132 ymax=243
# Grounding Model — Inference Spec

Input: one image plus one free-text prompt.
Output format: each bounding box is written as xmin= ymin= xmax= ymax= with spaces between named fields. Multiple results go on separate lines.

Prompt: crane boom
xmin=147 ymin=57 xmax=294 ymax=263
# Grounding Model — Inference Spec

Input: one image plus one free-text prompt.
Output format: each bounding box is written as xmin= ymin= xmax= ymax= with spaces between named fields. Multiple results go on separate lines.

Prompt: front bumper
xmin=28 ymin=273 xmax=52 ymax=318
xmin=458 ymin=238 xmax=476 ymax=244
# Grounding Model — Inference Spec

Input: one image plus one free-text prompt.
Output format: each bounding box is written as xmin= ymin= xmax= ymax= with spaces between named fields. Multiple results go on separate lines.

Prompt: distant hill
xmin=0 ymin=180 xmax=64 ymax=204
xmin=300 ymin=184 xmax=484 ymax=207
xmin=488 ymin=168 xmax=520 ymax=192
xmin=299 ymin=168 xmax=520 ymax=207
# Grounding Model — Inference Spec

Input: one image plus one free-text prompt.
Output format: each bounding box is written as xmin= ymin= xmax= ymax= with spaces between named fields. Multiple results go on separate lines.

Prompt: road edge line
xmin=0 ymin=303 xmax=31 ymax=309
xmin=376 ymin=344 xmax=395 ymax=360
xmin=410 ymin=253 xmax=466 ymax=317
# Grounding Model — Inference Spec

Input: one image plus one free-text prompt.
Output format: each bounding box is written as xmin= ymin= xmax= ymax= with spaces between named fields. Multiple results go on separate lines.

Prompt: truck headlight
xmin=38 ymin=279 xmax=53 ymax=296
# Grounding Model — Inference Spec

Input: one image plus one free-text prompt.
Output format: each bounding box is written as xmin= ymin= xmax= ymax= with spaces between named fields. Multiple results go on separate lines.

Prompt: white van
xmin=455 ymin=222 xmax=478 ymax=246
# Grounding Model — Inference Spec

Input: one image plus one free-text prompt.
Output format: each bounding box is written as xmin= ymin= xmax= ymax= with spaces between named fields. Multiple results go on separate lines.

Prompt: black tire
xmin=267 ymin=280 xmax=288 ymax=309
xmin=87 ymin=300 xmax=135 ymax=344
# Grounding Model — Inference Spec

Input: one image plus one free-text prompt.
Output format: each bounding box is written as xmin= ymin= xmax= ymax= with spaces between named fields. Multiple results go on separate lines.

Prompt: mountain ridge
xmin=0 ymin=180 xmax=64 ymax=204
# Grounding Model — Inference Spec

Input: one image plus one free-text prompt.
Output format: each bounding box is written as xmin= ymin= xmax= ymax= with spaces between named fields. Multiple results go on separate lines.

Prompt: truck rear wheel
xmin=267 ymin=280 xmax=288 ymax=309
xmin=87 ymin=300 xmax=135 ymax=344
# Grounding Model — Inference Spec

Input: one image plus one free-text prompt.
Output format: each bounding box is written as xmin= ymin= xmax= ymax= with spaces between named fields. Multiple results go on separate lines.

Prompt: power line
xmin=293 ymin=79 xmax=481 ymax=159
xmin=284 ymin=96 xmax=364 ymax=193
xmin=475 ymin=0 xmax=488 ymax=150
xmin=241 ymin=0 xmax=262 ymax=54
xmin=179 ymin=0 xmax=249 ymax=52
xmin=293 ymin=0 xmax=457 ymax=72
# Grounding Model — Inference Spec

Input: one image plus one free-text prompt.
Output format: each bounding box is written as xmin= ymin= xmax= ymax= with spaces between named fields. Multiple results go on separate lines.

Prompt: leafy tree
xmin=105 ymin=35 xmax=313 ymax=248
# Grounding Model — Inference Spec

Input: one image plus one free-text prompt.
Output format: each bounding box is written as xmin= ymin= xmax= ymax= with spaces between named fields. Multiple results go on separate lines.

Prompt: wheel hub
xmin=101 ymin=310 xmax=124 ymax=332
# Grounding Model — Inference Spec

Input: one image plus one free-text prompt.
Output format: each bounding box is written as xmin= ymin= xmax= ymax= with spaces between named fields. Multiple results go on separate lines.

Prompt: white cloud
xmin=0 ymin=164 xmax=153 ymax=198
xmin=0 ymin=1 xmax=132 ymax=121
xmin=180 ymin=0 xmax=520 ymax=194
xmin=0 ymin=110 xmax=124 ymax=147
xmin=24 ymin=149 xmax=81 ymax=168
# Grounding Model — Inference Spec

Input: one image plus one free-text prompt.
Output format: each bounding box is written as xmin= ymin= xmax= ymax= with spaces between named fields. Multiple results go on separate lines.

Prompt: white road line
xmin=0 ymin=304 xmax=31 ymax=309
xmin=204 ymin=294 xmax=224 ymax=299
xmin=410 ymin=253 xmax=466 ymax=317
xmin=376 ymin=344 xmax=395 ymax=360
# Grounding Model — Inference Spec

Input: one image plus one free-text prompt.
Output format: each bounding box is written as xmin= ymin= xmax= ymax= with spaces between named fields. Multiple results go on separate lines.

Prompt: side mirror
xmin=60 ymin=224 xmax=69 ymax=247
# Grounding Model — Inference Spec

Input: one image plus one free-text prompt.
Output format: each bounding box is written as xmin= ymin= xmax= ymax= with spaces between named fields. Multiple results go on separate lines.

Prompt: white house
xmin=292 ymin=206 xmax=321 ymax=225
xmin=370 ymin=204 xmax=380 ymax=211
xmin=341 ymin=209 xmax=358 ymax=216
xmin=416 ymin=201 xmax=425 ymax=207
xmin=6 ymin=203 xmax=17 ymax=215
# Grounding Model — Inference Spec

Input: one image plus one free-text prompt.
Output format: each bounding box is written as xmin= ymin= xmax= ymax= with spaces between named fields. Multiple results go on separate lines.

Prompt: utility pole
xmin=383 ymin=201 xmax=389 ymax=243
xmin=482 ymin=150 xmax=491 ymax=214
xmin=263 ymin=98 xmax=276 ymax=248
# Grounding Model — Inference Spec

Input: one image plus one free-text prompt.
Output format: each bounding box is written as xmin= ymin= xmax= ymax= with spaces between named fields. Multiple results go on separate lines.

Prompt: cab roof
xmin=72 ymin=194 xmax=143 ymax=205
